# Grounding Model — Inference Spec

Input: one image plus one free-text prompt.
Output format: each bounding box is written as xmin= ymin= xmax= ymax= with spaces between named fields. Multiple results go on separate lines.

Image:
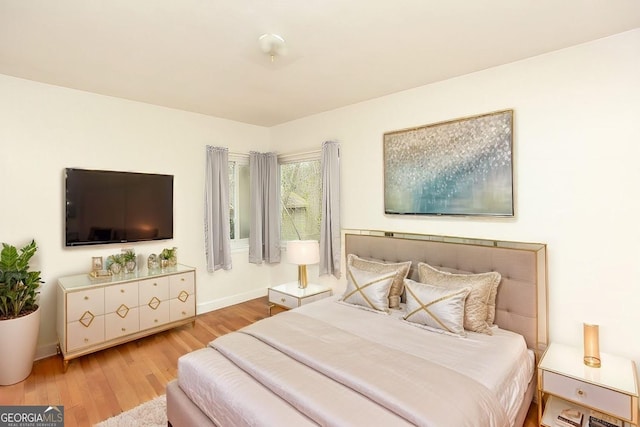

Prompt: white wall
xmin=271 ymin=30 xmax=640 ymax=366
xmin=0 ymin=75 xmax=273 ymax=358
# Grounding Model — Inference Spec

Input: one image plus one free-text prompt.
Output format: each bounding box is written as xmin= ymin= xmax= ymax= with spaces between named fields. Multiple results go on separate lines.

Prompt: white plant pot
xmin=0 ymin=306 xmax=40 ymax=385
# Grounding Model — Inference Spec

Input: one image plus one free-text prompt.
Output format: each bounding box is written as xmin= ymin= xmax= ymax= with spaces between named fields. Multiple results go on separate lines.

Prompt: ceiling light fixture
xmin=258 ymin=33 xmax=287 ymax=62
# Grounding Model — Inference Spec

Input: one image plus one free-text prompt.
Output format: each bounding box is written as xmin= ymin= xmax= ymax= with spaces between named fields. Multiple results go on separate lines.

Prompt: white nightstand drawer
xmin=543 ymin=370 xmax=632 ymax=420
xmin=269 ymin=289 xmax=299 ymax=309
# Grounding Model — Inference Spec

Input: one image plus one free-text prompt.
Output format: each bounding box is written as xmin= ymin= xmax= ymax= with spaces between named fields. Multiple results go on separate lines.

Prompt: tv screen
xmin=65 ymin=168 xmax=174 ymax=246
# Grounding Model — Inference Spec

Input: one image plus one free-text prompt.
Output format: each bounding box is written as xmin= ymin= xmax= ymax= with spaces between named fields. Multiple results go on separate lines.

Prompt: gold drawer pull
xmin=181 ymin=278 xmax=185 ymax=282
xmin=120 ymin=289 xmax=125 ymax=293
xmin=181 ymin=311 xmax=186 ymax=315
xmin=154 ymin=319 xmax=158 ymax=323
xmin=84 ymin=296 xmax=89 ymax=300
xmin=576 ymin=389 xmax=585 ymax=397
xmin=280 ymin=298 xmax=286 ymax=303
xmin=153 ymin=282 xmax=158 ymax=286
xmin=84 ymin=338 xmax=89 ymax=343
xmin=121 ymin=328 xmax=126 ymax=332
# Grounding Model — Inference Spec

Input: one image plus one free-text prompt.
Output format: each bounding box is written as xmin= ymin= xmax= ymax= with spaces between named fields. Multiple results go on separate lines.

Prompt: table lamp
xmin=583 ymin=322 xmax=601 ymax=367
xmin=286 ymin=240 xmax=320 ymax=289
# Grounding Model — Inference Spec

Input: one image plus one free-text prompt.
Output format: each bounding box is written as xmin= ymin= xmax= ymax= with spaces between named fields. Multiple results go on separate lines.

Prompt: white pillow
xmin=341 ymin=264 xmax=396 ymax=313
xmin=403 ymin=279 xmax=470 ymax=337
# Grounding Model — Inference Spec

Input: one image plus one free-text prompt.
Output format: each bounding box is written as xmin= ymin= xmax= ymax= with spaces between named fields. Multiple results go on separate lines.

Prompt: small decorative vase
xmin=109 ymin=262 xmax=122 ymax=275
xmin=125 ymin=260 xmax=136 ymax=273
xmin=148 ymin=254 xmax=159 ymax=270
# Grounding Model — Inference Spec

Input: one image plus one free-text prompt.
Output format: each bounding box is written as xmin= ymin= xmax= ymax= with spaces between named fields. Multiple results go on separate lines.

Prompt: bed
xmin=167 ymin=231 xmax=548 ymax=427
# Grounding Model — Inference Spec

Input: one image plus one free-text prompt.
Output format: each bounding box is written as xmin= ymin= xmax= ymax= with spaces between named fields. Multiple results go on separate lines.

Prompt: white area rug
xmin=95 ymin=395 xmax=166 ymax=427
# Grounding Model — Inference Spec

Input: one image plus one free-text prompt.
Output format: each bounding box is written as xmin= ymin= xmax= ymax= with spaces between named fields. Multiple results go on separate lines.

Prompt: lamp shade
xmin=286 ymin=240 xmax=320 ymax=265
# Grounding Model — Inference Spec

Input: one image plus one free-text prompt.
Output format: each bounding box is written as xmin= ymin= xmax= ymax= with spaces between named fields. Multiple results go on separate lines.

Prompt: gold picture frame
xmin=383 ymin=109 xmax=514 ymax=217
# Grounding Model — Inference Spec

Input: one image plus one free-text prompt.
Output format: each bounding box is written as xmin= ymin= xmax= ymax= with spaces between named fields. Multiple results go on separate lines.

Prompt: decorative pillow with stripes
xmin=403 ymin=278 xmax=470 ymax=337
xmin=418 ymin=262 xmax=501 ymax=335
xmin=341 ymin=264 xmax=396 ymax=313
xmin=347 ymin=254 xmax=411 ymax=309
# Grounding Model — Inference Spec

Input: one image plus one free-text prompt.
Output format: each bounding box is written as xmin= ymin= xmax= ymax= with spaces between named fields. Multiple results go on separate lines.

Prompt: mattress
xmin=178 ymin=296 xmax=534 ymax=427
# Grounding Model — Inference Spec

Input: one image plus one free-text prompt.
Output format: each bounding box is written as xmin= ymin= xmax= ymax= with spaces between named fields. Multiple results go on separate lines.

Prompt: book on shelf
xmin=555 ymin=407 xmax=584 ymax=427
xmin=588 ymin=410 xmax=622 ymax=427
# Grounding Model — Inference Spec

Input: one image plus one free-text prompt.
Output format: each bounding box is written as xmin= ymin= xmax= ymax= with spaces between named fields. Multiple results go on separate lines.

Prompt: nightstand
xmin=267 ymin=282 xmax=332 ymax=315
xmin=538 ymin=342 xmax=639 ymax=427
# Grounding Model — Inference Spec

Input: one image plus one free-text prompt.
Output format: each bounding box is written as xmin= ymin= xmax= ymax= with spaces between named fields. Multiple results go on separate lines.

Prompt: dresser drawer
xmin=543 ymin=370 xmax=633 ymax=420
xmin=66 ymin=287 xmax=104 ymax=320
xmin=105 ymin=308 xmax=140 ymax=341
xmin=105 ymin=283 xmax=139 ymax=313
xmin=66 ymin=316 xmax=105 ymax=351
xmin=139 ymin=301 xmax=170 ymax=330
xmin=170 ymin=296 xmax=195 ymax=322
xmin=139 ymin=276 xmax=169 ymax=305
xmin=169 ymin=272 xmax=195 ymax=298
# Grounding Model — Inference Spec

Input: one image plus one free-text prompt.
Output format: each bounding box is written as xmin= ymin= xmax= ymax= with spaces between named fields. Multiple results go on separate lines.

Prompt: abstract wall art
xmin=384 ymin=110 xmax=514 ymax=216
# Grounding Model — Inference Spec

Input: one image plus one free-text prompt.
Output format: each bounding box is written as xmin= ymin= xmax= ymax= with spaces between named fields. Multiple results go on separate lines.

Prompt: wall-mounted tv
xmin=65 ymin=168 xmax=174 ymax=246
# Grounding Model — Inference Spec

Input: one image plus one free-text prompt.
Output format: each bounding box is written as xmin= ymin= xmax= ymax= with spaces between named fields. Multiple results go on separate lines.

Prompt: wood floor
xmin=0 ymin=296 xmax=539 ymax=426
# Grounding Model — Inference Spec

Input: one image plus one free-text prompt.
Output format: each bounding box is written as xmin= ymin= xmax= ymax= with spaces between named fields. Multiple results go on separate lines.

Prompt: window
xmin=280 ymin=154 xmax=322 ymax=242
xmin=227 ymin=152 xmax=322 ymax=246
xmin=228 ymin=155 xmax=250 ymax=244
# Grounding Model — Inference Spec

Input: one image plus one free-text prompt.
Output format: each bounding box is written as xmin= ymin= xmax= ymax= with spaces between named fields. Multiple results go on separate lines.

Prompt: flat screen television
xmin=65 ymin=168 xmax=174 ymax=246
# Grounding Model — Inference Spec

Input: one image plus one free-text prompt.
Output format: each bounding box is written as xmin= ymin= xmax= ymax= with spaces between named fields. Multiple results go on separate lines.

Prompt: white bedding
xmin=300 ymin=297 xmax=535 ymax=425
xmin=178 ymin=296 xmax=534 ymax=427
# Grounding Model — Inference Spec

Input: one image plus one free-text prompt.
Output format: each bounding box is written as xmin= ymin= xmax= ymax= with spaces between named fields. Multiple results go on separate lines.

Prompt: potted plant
xmin=0 ymin=239 xmax=43 ymax=385
xmin=122 ymin=249 xmax=137 ymax=273
xmin=160 ymin=247 xmax=177 ymax=268
xmin=107 ymin=253 xmax=124 ymax=275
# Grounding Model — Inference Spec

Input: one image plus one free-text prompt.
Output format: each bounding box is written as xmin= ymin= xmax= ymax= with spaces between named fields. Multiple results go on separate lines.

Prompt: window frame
xmin=227 ymin=150 xmax=322 ymax=250
xmin=228 ymin=153 xmax=250 ymax=250
xmin=279 ymin=150 xmax=322 ymax=244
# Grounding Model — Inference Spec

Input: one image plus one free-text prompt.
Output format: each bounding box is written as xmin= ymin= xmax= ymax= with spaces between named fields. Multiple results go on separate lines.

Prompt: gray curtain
xmin=249 ymin=152 xmax=281 ymax=264
xmin=319 ymin=141 xmax=340 ymax=278
xmin=204 ymin=146 xmax=232 ymax=272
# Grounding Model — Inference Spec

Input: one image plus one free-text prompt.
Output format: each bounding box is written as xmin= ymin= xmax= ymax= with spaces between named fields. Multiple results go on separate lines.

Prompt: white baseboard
xmin=36 ymin=342 xmax=60 ymax=361
xmin=197 ymin=288 xmax=268 ymax=315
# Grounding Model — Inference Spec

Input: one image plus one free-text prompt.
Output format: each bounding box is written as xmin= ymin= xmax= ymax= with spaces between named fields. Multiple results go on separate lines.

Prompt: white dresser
xmin=57 ymin=264 xmax=196 ymax=370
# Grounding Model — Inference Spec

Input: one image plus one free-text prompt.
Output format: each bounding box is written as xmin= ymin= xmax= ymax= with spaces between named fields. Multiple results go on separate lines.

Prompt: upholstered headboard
xmin=344 ymin=231 xmax=548 ymax=353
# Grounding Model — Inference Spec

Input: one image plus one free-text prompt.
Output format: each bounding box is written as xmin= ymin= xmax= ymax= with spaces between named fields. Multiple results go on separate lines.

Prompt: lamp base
xmin=297 ymin=265 xmax=308 ymax=289
xmin=584 ymin=356 xmax=601 ymax=368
